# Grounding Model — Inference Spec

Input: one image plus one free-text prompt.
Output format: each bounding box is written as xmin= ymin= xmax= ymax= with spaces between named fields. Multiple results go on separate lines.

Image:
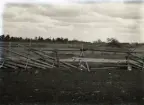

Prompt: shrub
xmin=107 ymin=38 xmax=121 ymax=48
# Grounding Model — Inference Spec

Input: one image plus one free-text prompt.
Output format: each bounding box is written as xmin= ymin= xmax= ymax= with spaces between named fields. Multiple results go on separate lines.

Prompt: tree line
xmin=0 ymin=34 xmax=84 ymax=44
xmin=0 ymin=34 xmax=139 ymax=48
xmin=0 ymin=34 xmax=119 ymax=43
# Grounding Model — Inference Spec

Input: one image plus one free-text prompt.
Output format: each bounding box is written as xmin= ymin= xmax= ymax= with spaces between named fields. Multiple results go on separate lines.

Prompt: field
xmin=1 ymin=42 xmax=144 ymax=104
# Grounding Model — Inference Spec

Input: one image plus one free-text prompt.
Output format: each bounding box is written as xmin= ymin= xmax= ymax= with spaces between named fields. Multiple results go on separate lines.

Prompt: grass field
xmin=1 ymin=42 xmax=137 ymax=60
xmin=1 ymin=42 xmax=144 ymax=104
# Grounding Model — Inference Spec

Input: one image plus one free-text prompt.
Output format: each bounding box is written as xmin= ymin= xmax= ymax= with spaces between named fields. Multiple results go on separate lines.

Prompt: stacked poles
xmin=1 ymin=42 xmax=143 ymax=71
xmin=126 ymin=53 xmax=144 ymax=70
xmin=28 ymin=48 xmax=78 ymax=69
xmin=124 ymin=0 xmax=143 ymax=71
xmin=0 ymin=43 xmax=79 ymax=70
xmin=1 ymin=47 xmax=54 ymax=69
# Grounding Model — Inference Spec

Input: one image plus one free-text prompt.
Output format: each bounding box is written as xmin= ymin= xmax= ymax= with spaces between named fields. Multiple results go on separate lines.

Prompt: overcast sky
xmin=1 ymin=0 xmax=144 ymax=42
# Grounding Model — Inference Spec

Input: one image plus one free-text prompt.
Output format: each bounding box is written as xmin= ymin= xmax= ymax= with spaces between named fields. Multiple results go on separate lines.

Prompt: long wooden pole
xmin=25 ymin=39 xmax=31 ymax=69
xmin=3 ymin=48 xmax=54 ymax=68
xmin=18 ymin=44 xmax=78 ymax=69
xmin=32 ymin=50 xmax=78 ymax=69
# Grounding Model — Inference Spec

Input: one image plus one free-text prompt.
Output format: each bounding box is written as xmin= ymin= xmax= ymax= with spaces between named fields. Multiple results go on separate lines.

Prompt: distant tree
xmin=5 ymin=34 xmax=10 ymax=41
xmin=107 ymin=38 xmax=121 ymax=48
xmin=38 ymin=36 xmax=43 ymax=41
xmin=64 ymin=38 xmax=68 ymax=43
xmin=35 ymin=37 xmax=38 ymax=41
xmin=93 ymin=39 xmax=102 ymax=43
xmin=25 ymin=38 xmax=31 ymax=42
xmin=0 ymin=34 xmax=5 ymax=40
xmin=56 ymin=38 xmax=61 ymax=42
xmin=45 ymin=38 xmax=51 ymax=42
xmin=97 ymin=39 xmax=102 ymax=43
xmin=52 ymin=38 xmax=55 ymax=42
xmin=10 ymin=36 xmax=14 ymax=41
xmin=19 ymin=37 xmax=23 ymax=41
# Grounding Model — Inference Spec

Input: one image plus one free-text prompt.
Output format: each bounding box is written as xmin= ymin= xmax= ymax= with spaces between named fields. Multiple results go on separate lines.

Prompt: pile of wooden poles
xmin=0 ymin=44 xmax=79 ymax=70
xmin=0 ymin=43 xmax=142 ymax=71
xmin=126 ymin=53 xmax=144 ymax=70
